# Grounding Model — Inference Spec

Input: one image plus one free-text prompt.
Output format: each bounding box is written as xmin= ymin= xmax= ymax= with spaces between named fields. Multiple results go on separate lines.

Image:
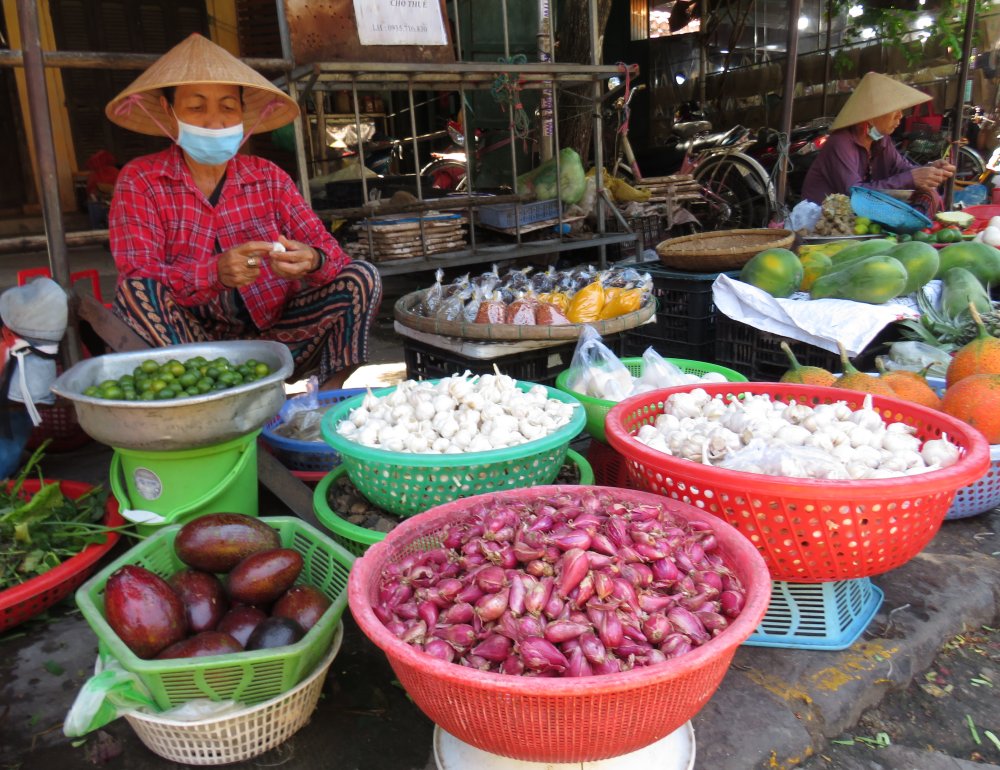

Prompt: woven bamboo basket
xmin=656 ymin=229 xmax=795 ymax=271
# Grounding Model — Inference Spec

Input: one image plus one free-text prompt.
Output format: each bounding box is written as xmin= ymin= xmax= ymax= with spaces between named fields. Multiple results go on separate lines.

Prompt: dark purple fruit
xmin=227 ymin=548 xmax=303 ymax=605
xmin=216 ymin=605 xmax=268 ymax=647
xmin=156 ymin=631 xmax=243 ymax=659
xmin=245 ymin=617 xmax=305 ymax=651
xmin=174 ymin=513 xmax=280 ymax=573
xmin=104 ymin=565 xmax=187 ymax=659
xmin=168 ymin=569 xmax=229 ymax=633
xmin=272 ymin=585 xmax=331 ymax=632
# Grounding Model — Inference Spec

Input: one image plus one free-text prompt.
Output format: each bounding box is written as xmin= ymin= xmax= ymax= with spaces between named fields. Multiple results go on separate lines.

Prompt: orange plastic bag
xmin=598 ymin=287 xmax=643 ymax=320
xmin=566 ymin=282 xmax=605 ymax=323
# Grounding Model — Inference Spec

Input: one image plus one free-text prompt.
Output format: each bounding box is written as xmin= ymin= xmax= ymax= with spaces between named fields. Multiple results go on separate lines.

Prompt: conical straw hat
xmin=105 ymin=33 xmax=298 ymax=137
xmin=830 ymin=72 xmax=931 ymax=131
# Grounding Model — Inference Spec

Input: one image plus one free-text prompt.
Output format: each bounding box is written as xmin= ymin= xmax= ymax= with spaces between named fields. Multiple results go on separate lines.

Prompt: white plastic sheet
xmin=712 ymin=273 xmax=920 ymax=357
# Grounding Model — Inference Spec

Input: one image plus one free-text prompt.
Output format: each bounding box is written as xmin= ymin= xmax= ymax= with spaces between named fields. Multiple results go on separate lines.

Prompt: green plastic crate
xmin=75 ymin=516 xmax=353 ymax=710
xmin=555 ymin=357 xmax=748 ymax=443
xmin=312 ymin=448 xmax=595 ymax=557
xmin=320 ymin=381 xmax=586 ymax=517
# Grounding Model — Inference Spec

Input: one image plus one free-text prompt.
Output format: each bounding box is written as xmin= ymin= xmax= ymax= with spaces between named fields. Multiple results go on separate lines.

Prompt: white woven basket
xmin=123 ymin=623 xmax=343 ymax=765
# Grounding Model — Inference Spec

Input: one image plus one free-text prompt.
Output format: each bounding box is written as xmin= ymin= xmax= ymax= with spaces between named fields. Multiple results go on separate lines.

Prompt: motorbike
xmin=746 ymin=117 xmax=832 ymax=204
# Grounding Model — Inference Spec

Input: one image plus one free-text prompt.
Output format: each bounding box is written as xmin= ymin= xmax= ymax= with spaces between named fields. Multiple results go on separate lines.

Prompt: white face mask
xmin=867 ymin=125 xmax=884 ymax=142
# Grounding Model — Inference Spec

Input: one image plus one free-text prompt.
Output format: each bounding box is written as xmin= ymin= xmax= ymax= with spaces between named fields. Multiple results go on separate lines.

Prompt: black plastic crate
xmin=403 ymin=333 xmax=625 ymax=387
xmin=713 ymin=315 xmax=900 ymax=382
xmin=622 ymin=264 xmax=738 ymax=364
xmin=607 ymin=213 xmax=664 ymax=262
xmin=623 ymin=327 xmax=714 ymax=362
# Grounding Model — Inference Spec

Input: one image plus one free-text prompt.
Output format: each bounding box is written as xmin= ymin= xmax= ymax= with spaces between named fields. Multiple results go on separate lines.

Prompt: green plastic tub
xmin=75 ymin=516 xmax=354 ymax=710
xmin=320 ymin=380 xmax=586 ymax=517
xmin=555 ymin=357 xmax=748 ymax=443
xmin=312 ymin=448 xmax=594 ymax=556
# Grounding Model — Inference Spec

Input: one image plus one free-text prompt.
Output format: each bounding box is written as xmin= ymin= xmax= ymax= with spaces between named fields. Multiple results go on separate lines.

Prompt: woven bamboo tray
xmin=393 ymin=291 xmax=656 ymax=341
xmin=656 ymin=228 xmax=795 ymax=271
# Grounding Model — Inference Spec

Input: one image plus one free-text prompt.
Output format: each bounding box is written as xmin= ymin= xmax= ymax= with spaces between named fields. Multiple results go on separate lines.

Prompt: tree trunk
xmin=557 ymin=0 xmax=614 ymax=161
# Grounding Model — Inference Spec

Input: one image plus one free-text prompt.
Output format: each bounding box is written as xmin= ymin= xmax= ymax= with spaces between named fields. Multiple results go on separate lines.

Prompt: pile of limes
xmin=84 ymin=356 xmax=272 ymax=401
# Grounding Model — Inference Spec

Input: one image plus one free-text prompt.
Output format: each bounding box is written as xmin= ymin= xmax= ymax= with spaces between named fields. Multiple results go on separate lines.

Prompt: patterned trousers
xmin=113 ymin=261 xmax=382 ymax=382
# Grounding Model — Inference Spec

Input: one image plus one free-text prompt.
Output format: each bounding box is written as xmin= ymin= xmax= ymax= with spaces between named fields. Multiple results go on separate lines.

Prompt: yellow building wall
xmin=3 ymin=0 xmax=240 ymax=217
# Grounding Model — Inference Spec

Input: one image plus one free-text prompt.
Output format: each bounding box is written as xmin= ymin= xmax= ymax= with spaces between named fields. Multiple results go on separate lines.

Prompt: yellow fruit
xmin=853 ymin=223 xmax=869 ymax=235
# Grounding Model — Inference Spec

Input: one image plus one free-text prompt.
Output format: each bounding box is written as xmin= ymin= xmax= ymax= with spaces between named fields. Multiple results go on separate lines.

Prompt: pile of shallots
xmin=373 ymin=489 xmax=746 ymax=677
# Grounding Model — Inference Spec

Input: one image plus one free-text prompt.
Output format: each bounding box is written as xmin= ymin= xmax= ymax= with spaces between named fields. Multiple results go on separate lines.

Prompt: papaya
xmin=935 ymin=242 xmax=1000 ymax=286
xmin=739 ymin=247 xmax=803 ymax=298
xmin=798 ymin=251 xmax=832 ymax=292
xmin=886 ymin=241 xmax=939 ymax=294
xmin=810 ymin=255 xmax=908 ymax=304
xmin=941 ymin=267 xmax=992 ymax=318
xmin=827 ymin=238 xmax=895 ymax=266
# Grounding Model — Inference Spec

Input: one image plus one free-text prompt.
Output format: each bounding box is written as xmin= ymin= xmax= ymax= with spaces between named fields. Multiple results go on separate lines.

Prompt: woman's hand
xmin=930 ymin=158 xmax=958 ymax=174
xmin=268 ymin=236 xmax=321 ymax=280
xmin=217 ymin=241 xmax=273 ymax=288
xmin=911 ymin=164 xmax=953 ymax=192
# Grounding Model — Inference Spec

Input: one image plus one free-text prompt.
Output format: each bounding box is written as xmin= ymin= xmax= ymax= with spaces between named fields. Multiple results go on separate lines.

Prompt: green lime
xmin=185 ymin=386 xmax=201 ymax=396
xmin=178 ymin=372 xmax=198 ymax=388
xmin=101 ymin=385 xmax=124 ymax=400
xmin=140 ymin=359 xmax=159 ymax=374
xmin=149 ymin=379 xmax=167 ymax=393
xmin=84 ymin=385 xmax=100 ymax=397
xmin=912 ymin=230 xmax=933 ymax=243
xmin=119 ymin=374 xmax=135 ymax=384
xmin=122 ymin=391 xmax=137 ymax=401
xmin=212 ymin=357 xmax=230 ymax=370
xmin=155 ymin=388 xmax=176 ymax=400
xmin=217 ymin=371 xmax=237 ymax=386
xmin=196 ymin=378 xmax=214 ymax=393
xmin=205 ymin=366 xmax=221 ymax=380
xmin=140 ymin=391 xmax=157 ymax=401
xmin=253 ymin=363 xmax=270 ymax=377
xmin=167 ymin=361 xmax=186 ymax=377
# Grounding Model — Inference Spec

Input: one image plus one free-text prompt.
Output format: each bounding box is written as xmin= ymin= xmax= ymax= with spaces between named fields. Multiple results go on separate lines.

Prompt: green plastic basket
xmin=320 ymin=381 xmax=586 ymax=516
xmin=75 ymin=516 xmax=354 ymax=710
xmin=312 ymin=448 xmax=594 ymax=556
xmin=555 ymin=357 xmax=748 ymax=442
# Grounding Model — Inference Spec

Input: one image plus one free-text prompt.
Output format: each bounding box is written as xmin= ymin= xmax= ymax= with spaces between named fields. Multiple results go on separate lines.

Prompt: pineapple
xmin=900 ymin=292 xmax=1000 ymax=351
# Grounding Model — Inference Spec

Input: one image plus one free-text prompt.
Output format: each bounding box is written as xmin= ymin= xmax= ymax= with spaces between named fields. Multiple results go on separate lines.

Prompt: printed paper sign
xmin=353 ymin=0 xmax=448 ymax=46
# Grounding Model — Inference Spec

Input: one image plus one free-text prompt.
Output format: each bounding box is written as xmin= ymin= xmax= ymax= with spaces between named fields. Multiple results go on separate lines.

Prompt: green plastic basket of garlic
xmin=320 ymin=372 xmax=586 ymax=516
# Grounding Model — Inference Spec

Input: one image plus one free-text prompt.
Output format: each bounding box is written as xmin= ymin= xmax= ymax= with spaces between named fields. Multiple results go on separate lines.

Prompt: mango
xmin=272 ymin=585 xmax=331 ymax=632
xmin=168 ymin=569 xmax=229 ymax=634
xmin=174 ymin=513 xmax=280 ymax=573
xmin=217 ymin=605 xmax=268 ymax=647
xmin=156 ymin=631 xmax=243 ymax=659
xmin=226 ymin=548 xmax=303 ymax=606
xmin=104 ymin=565 xmax=187 ymax=659
xmin=246 ymin=617 xmax=305 ymax=651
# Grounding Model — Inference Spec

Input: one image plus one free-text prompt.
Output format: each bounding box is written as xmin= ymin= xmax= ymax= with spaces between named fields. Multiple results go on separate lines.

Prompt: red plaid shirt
xmin=109 ymin=144 xmax=349 ymax=329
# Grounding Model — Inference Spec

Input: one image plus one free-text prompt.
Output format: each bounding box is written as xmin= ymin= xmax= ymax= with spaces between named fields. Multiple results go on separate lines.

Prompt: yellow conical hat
xmin=830 ymin=72 xmax=931 ymax=131
xmin=105 ymin=33 xmax=298 ymax=137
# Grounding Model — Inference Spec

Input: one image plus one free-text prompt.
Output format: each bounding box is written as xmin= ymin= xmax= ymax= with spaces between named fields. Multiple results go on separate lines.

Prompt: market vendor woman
xmin=802 ymin=72 xmax=956 ymax=213
xmin=105 ymin=33 xmax=381 ymax=389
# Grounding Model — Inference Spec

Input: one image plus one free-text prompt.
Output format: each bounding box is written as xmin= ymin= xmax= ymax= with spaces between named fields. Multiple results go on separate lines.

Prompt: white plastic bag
xmin=565 ymin=326 xmax=632 ymax=401
xmin=274 ymin=376 xmax=326 ymax=442
xmin=789 ymin=200 xmax=822 ymax=233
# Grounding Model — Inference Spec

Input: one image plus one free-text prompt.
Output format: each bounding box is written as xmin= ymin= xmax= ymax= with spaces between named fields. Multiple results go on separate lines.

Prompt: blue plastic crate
xmin=743 ymin=578 xmax=884 ymax=650
xmin=478 ymin=199 xmax=560 ymax=229
xmin=260 ymin=389 xmax=365 ymax=473
xmin=850 ymin=186 xmax=932 ymax=234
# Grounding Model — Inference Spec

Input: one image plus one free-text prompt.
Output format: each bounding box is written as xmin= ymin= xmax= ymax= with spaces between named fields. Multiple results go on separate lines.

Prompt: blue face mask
xmin=174 ymin=118 xmax=244 ymax=165
xmin=867 ymin=125 xmax=884 ymax=142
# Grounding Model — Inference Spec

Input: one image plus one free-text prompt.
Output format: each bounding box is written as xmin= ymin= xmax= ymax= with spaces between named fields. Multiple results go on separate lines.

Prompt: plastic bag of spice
xmin=474 ymin=290 xmax=507 ymax=324
xmin=505 ymin=297 xmax=538 ymax=325
xmin=566 ymin=281 xmax=605 ymax=323
xmin=536 ymin=302 xmax=571 ymax=325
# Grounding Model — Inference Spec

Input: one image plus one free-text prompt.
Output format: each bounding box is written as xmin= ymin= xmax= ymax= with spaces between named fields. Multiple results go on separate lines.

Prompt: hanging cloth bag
xmin=903 ymin=98 xmax=943 ymax=134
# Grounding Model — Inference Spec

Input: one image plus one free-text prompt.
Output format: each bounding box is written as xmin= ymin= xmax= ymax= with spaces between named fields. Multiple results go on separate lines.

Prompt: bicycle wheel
xmin=693 ymin=153 xmax=775 ymax=229
xmin=955 ymin=145 xmax=986 ymax=186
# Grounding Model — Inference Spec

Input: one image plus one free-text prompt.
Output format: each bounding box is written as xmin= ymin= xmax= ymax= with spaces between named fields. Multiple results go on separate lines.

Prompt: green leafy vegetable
xmin=0 ymin=443 xmax=117 ymax=592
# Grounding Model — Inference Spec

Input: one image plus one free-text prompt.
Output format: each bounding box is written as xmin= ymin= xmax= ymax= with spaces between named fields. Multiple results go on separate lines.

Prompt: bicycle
xmin=606 ymin=81 xmax=776 ymax=229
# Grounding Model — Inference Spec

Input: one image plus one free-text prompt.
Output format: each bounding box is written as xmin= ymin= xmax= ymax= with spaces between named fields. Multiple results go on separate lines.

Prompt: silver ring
xmin=247 ymin=257 xmax=257 ymax=268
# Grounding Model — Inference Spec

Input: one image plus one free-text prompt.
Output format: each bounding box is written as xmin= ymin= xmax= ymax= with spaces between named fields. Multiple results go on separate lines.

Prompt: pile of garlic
xmin=635 ymin=389 xmax=961 ymax=479
xmin=336 ymin=371 xmax=578 ymax=453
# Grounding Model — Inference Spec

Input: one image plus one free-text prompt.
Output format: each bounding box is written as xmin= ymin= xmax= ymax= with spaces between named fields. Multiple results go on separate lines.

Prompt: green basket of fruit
xmin=75 ymin=515 xmax=353 ymax=710
xmin=320 ymin=377 xmax=586 ymax=517
xmin=555 ymin=357 xmax=748 ymax=443
xmin=312 ymin=448 xmax=595 ymax=556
